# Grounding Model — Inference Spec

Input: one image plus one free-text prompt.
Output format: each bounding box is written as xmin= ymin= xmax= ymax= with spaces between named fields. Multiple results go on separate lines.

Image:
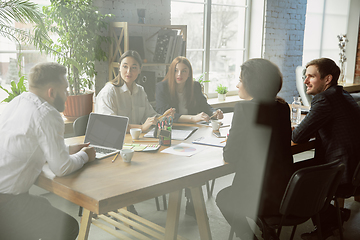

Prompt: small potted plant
xmin=216 ymin=84 xmax=228 ymax=101
xmin=194 ymin=72 xmax=210 ymax=98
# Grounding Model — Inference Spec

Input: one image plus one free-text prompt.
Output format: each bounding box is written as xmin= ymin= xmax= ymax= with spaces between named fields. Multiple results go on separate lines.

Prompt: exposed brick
xmin=264 ymin=0 xmax=307 ymax=102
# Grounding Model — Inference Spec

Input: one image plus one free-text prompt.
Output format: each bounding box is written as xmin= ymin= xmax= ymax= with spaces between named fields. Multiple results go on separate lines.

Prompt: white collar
xmin=120 ymin=82 xmax=139 ymax=94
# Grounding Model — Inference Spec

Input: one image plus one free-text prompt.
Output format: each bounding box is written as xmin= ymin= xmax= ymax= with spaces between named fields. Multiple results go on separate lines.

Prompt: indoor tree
xmin=41 ymin=0 xmax=112 ymax=95
xmin=0 ymin=0 xmax=52 ymax=51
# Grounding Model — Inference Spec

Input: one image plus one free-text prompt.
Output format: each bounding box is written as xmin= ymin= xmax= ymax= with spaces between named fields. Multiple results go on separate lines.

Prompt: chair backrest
xmin=296 ymin=66 xmax=313 ymax=107
xmin=73 ymin=115 xmax=89 ymax=136
xmin=352 ymin=160 xmax=360 ymax=187
xmin=279 ymin=160 xmax=345 ymax=218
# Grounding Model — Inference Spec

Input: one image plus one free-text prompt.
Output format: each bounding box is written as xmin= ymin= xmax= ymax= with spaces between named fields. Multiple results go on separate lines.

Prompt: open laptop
xmin=84 ymin=113 xmax=129 ymax=159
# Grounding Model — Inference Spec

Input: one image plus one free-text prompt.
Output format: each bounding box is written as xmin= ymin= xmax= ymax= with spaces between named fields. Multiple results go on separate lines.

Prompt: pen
xmin=112 ymin=152 xmax=119 ymax=163
xmin=210 ymin=112 xmax=217 ymax=119
xmin=220 ymin=139 xmax=227 ymax=143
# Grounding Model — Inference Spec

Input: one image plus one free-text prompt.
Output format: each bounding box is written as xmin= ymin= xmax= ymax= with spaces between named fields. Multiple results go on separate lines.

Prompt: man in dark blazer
xmin=292 ymin=58 xmax=360 ymax=240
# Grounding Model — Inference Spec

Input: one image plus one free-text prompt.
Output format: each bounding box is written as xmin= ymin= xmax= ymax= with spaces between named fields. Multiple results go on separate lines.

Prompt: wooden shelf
xmin=108 ymin=22 xmax=187 ymax=81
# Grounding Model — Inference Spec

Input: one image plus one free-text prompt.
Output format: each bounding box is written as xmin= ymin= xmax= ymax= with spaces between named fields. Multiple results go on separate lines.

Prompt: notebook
xmin=84 ymin=113 xmax=129 ymax=159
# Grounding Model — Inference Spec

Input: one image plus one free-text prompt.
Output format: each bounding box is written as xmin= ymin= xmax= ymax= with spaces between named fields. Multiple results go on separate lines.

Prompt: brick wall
xmin=93 ymin=0 xmax=171 ymax=94
xmin=263 ymin=0 xmax=307 ymax=103
xmin=355 ymin=20 xmax=360 ymax=84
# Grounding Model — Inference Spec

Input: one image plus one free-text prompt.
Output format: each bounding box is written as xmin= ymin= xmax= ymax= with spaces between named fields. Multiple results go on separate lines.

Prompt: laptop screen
xmin=84 ymin=113 xmax=129 ymax=150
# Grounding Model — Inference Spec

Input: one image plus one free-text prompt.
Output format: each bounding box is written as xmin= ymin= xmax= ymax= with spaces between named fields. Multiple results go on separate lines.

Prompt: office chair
xmin=296 ymin=66 xmax=313 ymax=107
xmin=73 ymin=114 xmax=89 ymax=136
xmin=229 ymin=160 xmax=344 ymax=240
xmin=333 ymin=160 xmax=360 ymax=240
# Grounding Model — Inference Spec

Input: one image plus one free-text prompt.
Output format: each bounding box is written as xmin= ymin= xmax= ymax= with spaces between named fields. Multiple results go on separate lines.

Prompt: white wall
xmin=345 ymin=0 xmax=360 ymax=83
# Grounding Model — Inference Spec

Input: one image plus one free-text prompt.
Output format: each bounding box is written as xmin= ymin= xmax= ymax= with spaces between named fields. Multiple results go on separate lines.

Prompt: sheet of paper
xmin=192 ymin=136 xmax=226 ymax=148
xmin=161 ymin=143 xmax=206 ymax=157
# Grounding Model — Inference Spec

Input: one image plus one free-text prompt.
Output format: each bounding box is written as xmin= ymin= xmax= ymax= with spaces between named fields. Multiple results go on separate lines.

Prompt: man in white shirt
xmin=0 ymin=62 xmax=96 ymax=240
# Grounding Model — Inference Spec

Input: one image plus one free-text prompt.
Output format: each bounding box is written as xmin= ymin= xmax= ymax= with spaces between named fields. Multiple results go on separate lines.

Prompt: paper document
xmin=161 ymin=143 xmax=206 ymax=157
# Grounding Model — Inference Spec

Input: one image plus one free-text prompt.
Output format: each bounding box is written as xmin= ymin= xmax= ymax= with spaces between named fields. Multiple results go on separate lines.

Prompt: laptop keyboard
xmin=93 ymin=146 xmax=116 ymax=154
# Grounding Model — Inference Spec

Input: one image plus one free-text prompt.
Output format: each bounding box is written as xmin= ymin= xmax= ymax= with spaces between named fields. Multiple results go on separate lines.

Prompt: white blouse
xmin=95 ymin=82 xmax=157 ymax=124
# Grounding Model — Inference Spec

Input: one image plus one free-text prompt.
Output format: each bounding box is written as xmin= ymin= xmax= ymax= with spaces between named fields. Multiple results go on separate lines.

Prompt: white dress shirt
xmin=95 ymin=82 xmax=157 ymax=124
xmin=0 ymin=92 xmax=88 ymax=194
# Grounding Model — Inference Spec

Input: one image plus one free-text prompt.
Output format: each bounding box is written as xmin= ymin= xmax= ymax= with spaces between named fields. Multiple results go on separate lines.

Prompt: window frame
xmin=171 ymin=0 xmax=251 ymax=97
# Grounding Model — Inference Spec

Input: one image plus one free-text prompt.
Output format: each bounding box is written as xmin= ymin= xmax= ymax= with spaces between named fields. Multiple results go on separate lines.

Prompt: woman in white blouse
xmin=95 ymin=50 xmax=158 ymax=132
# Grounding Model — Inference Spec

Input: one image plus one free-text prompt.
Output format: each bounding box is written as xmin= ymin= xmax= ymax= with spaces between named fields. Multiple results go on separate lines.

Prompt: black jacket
xmin=292 ymin=85 xmax=360 ymax=184
xmin=155 ymin=80 xmax=214 ymax=122
xmin=223 ymin=99 xmax=294 ymax=216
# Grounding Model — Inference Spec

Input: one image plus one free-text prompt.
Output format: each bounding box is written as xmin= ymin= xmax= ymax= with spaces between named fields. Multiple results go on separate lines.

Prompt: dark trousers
xmin=0 ymin=193 xmax=79 ymax=240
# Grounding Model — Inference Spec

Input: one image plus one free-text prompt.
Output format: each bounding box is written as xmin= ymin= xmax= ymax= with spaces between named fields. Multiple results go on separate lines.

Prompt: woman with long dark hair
xmin=156 ymin=56 xmax=223 ymax=122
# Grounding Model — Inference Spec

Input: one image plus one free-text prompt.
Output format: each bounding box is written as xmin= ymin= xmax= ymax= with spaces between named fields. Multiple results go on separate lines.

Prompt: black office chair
xmin=260 ymin=160 xmax=345 ymax=240
xmin=228 ymin=160 xmax=345 ymax=240
xmin=333 ymin=160 xmax=360 ymax=240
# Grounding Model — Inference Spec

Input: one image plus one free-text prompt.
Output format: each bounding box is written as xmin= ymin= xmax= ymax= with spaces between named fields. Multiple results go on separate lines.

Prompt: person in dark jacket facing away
xmin=216 ymin=58 xmax=294 ymax=240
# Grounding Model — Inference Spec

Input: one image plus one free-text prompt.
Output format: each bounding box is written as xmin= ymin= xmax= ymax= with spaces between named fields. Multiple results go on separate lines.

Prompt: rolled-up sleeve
xmin=37 ymin=113 xmax=88 ymax=177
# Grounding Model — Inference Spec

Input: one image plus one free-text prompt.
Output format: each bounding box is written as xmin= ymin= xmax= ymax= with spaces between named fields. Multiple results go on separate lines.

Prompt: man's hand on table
xmin=69 ymin=142 xmax=96 ymax=162
xmin=81 ymin=146 xmax=96 ymax=162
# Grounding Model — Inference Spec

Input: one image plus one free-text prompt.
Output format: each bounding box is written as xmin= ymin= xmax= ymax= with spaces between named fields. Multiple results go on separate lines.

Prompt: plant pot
xmin=218 ymin=93 xmax=226 ymax=101
xmin=63 ymin=92 xmax=94 ymax=121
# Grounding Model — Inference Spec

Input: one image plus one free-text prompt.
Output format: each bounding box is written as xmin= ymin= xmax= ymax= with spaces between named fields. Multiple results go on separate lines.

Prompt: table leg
xmin=78 ymin=208 xmax=93 ymax=240
xmin=164 ymin=190 xmax=182 ymax=240
xmin=190 ymin=186 xmax=212 ymax=240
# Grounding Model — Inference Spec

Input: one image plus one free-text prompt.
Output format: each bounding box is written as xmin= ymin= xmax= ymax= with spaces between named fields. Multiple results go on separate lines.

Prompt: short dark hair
xmin=110 ymin=50 xmax=142 ymax=86
xmin=306 ymin=58 xmax=340 ymax=85
xmin=240 ymin=58 xmax=283 ymax=101
xmin=29 ymin=62 xmax=67 ymax=89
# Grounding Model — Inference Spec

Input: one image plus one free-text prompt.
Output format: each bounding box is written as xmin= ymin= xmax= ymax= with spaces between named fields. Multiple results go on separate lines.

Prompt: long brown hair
xmin=110 ymin=50 xmax=142 ymax=87
xmin=162 ymin=56 xmax=194 ymax=109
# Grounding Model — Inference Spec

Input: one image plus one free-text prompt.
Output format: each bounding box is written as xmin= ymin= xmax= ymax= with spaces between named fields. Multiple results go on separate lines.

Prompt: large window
xmin=0 ymin=0 xmax=52 ymax=102
xmin=302 ymin=0 xmax=350 ymax=67
xmin=171 ymin=0 xmax=250 ymax=97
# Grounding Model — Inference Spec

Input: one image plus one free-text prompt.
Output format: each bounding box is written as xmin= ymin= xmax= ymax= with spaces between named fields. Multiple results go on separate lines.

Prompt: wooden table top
xmin=35 ymin=113 xmax=314 ymax=215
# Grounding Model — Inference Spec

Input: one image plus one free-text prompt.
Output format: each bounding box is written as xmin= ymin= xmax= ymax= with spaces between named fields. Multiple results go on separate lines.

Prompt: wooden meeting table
xmin=35 ymin=113 xmax=314 ymax=240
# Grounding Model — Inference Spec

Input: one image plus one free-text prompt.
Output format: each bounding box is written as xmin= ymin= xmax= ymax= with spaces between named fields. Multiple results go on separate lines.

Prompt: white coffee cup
xmin=211 ymin=120 xmax=221 ymax=131
xmin=130 ymin=128 xmax=142 ymax=140
xmin=120 ymin=149 xmax=134 ymax=163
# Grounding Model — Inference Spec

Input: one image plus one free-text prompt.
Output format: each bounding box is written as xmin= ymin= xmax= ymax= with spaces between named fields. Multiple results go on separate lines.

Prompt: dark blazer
xmin=155 ymin=80 xmax=214 ymax=122
xmin=292 ymin=85 xmax=360 ymax=185
xmin=220 ymin=99 xmax=294 ymax=217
